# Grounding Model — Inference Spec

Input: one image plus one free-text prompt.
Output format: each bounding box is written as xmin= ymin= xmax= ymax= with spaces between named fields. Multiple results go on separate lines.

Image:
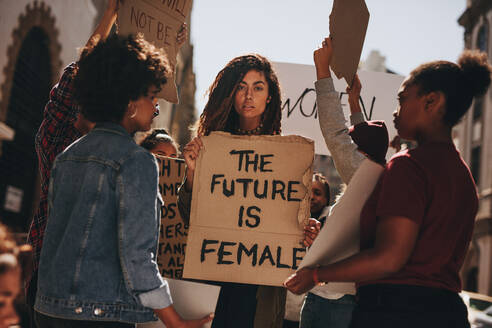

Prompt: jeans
xmin=300 ymin=293 xmax=356 ymax=328
xmin=350 ymin=284 xmax=470 ymax=328
xmin=35 ymin=311 xmax=135 ymax=328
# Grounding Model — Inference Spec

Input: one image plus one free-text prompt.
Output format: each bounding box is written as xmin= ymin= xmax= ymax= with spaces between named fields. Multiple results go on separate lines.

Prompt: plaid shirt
xmin=28 ymin=63 xmax=82 ymax=272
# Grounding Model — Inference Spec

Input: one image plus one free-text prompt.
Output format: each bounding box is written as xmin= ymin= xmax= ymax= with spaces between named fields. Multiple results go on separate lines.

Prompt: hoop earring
xmin=129 ymin=104 xmax=138 ymax=118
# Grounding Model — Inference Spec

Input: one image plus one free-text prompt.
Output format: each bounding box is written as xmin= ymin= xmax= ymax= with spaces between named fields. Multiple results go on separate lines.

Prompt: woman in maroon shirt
xmin=285 ymin=44 xmax=492 ymax=328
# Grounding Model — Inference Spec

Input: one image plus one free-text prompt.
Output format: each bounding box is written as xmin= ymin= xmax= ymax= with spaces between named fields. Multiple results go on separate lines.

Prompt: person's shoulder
xmin=124 ymin=145 xmax=156 ymax=166
xmin=389 ymin=145 xmax=431 ymax=163
xmin=386 ymin=149 xmax=423 ymax=174
xmin=388 ymin=149 xmax=411 ymax=163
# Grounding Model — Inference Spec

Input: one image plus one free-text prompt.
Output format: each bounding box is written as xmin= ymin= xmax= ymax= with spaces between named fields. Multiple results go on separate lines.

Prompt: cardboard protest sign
xmin=117 ymin=0 xmax=192 ymax=103
xmin=183 ymin=132 xmax=314 ymax=286
xmin=299 ymin=158 xmax=383 ymax=294
xmin=139 ymin=279 xmax=220 ymax=328
xmin=274 ymin=61 xmax=404 ymax=156
xmin=329 ymin=0 xmax=369 ymax=86
xmin=156 ymin=156 xmax=188 ymax=279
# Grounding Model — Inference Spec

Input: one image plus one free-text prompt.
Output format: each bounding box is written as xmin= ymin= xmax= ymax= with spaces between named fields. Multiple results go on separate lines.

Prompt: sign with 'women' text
xmin=183 ymin=132 xmax=314 ymax=286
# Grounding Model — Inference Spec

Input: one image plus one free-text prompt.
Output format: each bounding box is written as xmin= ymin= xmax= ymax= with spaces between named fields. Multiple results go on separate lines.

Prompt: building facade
xmin=457 ymin=0 xmax=492 ymax=296
xmin=0 ymin=0 xmax=197 ymax=233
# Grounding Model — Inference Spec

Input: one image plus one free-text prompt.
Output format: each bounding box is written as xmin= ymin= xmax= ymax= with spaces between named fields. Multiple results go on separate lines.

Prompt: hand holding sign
xmin=303 ymin=218 xmax=321 ymax=248
xmin=347 ymin=74 xmax=363 ymax=115
xmin=284 ymin=267 xmax=316 ymax=295
xmin=182 ymin=136 xmax=204 ymax=190
xmin=313 ymin=37 xmax=334 ymax=80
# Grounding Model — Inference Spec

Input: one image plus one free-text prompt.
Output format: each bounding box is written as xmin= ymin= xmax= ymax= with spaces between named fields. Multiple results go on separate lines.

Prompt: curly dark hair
xmin=313 ymin=172 xmax=330 ymax=206
xmin=74 ymin=34 xmax=169 ymax=123
xmin=196 ymin=54 xmax=282 ymax=136
xmin=406 ymin=50 xmax=492 ymax=127
xmin=140 ymin=128 xmax=180 ymax=155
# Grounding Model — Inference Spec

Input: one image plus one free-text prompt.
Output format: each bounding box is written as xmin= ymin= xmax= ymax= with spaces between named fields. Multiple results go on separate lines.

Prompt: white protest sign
xmin=300 ymin=159 xmax=383 ymax=267
xmin=274 ymin=62 xmax=404 ymax=156
xmin=299 ymin=158 xmax=383 ymax=295
xmin=183 ymin=132 xmax=314 ymax=286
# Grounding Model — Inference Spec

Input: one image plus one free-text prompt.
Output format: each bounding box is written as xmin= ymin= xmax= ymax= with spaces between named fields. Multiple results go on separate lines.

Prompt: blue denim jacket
xmin=35 ymin=123 xmax=172 ymax=323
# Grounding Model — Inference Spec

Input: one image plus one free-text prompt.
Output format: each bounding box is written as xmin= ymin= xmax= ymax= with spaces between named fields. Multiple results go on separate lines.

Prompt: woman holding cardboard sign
xmin=285 ymin=38 xmax=492 ymax=327
xmin=178 ymin=54 xmax=285 ymax=328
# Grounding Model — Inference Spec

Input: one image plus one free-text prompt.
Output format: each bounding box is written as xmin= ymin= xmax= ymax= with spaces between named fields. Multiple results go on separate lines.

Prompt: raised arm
xmin=84 ymin=0 xmax=118 ymax=49
xmin=314 ymin=38 xmax=365 ymax=184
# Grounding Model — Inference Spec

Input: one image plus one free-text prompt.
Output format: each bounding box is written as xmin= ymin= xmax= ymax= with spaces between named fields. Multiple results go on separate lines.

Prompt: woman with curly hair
xmin=34 ymin=26 xmax=211 ymax=328
xmin=285 ymin=45 xmax=492 ymax=328
xmin=177 ymin=54 xmax=284 ymax=328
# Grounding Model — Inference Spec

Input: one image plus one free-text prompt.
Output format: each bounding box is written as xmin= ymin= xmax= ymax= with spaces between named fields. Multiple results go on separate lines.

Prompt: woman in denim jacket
xmin=34 ymin=28 xmax=211 ymax=328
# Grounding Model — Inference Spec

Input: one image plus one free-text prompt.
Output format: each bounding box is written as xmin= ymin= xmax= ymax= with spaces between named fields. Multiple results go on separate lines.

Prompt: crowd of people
xmin=0 ymin=0 xmax=490 ymax=327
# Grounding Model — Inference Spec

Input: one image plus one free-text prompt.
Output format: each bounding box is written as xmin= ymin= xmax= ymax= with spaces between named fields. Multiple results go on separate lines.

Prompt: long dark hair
xmin=196 ymin=54 xmax=282 ymax=136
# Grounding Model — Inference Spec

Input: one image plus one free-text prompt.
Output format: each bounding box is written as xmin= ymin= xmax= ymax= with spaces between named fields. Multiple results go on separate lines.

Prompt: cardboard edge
xmin=211 ymin=131 xmax=315 ymax=145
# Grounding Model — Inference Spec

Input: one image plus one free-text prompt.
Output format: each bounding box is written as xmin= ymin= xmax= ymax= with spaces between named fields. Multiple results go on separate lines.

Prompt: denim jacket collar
xmin=93 ymin=122 xmax=132 ymax=138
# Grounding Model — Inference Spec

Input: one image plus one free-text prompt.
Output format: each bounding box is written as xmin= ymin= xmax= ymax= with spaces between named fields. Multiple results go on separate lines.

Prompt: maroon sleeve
xmin=375 ymin=155 xmax=427 ymax=224
xmin=349 ymin=120 xmax=389 ymax=165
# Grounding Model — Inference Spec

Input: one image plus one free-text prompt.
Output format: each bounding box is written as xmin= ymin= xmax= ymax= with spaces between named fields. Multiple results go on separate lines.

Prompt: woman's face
xmin=0 ymin=267 xmax=20 ymax=328
xmin=151 ymin=142 xmax=178 ymax=158
xmin=310 ymin=180 xmax=328 ymax=215
xmin=234 ymin=70 xmax=270 ymax=129
xmin=393 ymin=78 xmax=426 ymax=141
xmin=131 ymin=86 xmax=160 ymax=133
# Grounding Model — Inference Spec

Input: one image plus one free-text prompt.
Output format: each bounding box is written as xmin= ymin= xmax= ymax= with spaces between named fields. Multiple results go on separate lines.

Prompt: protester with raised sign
xmin=140 ymin=128 xmax=180 ymax=158
xmin=286 ymin=44 xmax=492 ymax=327
xmin=26 ymin=0 xmax=117 ymax=317
xmin=25 ymin=0 xmax=188 ymax=317
xmin=298 ymin=38 xmax=391 ymax=328
xmin=34 ymin=20 xmax=211 ymax=328
xmin=284 ymin=38 xmax=389 ymax=328
xmin=178 ymin=54 xmax=285 ymax=328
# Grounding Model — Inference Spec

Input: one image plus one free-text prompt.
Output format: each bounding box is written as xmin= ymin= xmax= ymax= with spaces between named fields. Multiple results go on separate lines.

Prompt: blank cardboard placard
xmin=329 ymin=0 xmax=369 ymax=86
xmin=299 ymin=159 xmax=383 ymax=294
xmin=156 ymin=156 xmax=188 ymax=279
xmin=117 ymin=0 xmax=192 ymax=103
xmin=183 ymin=132 xmax=314 ymax=286
xmin=139 ymin=279 xmax=220 ymax=328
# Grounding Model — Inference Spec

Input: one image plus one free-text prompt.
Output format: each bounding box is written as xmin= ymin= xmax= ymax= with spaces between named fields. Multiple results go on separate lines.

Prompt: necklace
xmin=236 ymin=123 xmax=263 ymax=135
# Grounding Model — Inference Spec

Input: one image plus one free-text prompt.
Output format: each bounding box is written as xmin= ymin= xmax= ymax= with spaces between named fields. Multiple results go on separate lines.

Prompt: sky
xmin=190 ymin=0 xmax=467 ymax=113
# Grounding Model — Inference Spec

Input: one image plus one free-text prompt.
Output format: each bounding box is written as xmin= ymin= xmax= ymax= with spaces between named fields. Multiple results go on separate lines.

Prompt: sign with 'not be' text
xmin=118 ymin=0 xmax=192 ymax=103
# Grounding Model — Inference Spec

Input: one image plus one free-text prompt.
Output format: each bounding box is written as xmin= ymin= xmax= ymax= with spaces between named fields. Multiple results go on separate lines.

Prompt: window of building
xmin=471 ymin=146 xmax=481 ymax=185
xmin=477 ymin=22 xmax=488 ymax=53
xmin=473 ymin=96 xmax=483 ymax=121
